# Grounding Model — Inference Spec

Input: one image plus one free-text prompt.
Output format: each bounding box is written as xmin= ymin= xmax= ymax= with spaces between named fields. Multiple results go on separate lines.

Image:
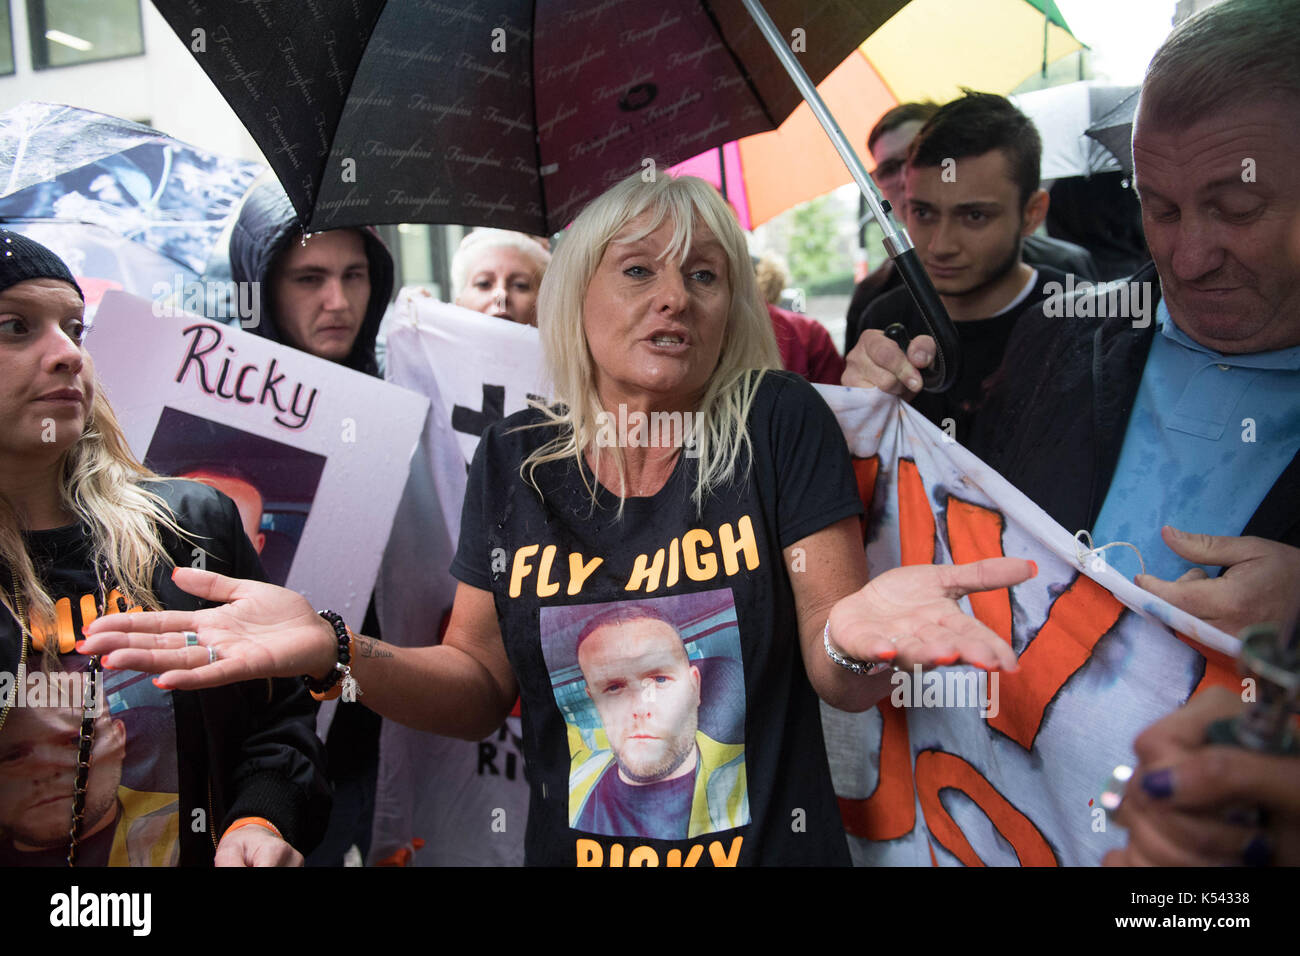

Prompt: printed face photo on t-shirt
xmin=539 ymin=589 xmax=750 ymax=841
xmin=0 ymin=656 xmax=179 ymax=866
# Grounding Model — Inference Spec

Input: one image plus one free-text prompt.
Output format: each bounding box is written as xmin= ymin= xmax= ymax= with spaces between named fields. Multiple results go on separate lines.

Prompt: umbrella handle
xmin=888 ymin=250 xmax=961 ymax=392
xmin=739 ymin=0 xmax=959 ymax=392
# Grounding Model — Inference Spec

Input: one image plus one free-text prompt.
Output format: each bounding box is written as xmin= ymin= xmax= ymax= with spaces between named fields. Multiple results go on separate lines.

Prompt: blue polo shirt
xmin=1091 ymin=300 xmax=1300 ymax=581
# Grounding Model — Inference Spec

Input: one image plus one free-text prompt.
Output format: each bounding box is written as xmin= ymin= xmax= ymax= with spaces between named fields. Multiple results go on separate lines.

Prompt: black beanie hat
xmin=0 ymin=229 xmax=84 ymax=300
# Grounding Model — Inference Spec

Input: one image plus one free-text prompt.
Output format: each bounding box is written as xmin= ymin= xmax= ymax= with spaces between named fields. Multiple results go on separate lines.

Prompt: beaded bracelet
xmin=304 ymin=610 xmax=353 ymax=699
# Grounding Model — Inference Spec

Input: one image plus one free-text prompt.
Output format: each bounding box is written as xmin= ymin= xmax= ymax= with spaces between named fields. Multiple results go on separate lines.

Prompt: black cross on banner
xmin=451 ymin=385 xmax=548 ymax=438
xmin=451 ymin=384 xmax=505 ymax=437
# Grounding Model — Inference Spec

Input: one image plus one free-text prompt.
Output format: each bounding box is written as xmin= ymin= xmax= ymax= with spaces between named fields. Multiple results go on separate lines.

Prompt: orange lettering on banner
xmin=1175 ymin=632 xmax=1239 ymax=698
xmin=987 ymin=573 xmax=1125 ymax=750
xmin=945 ymin=497 xmax=1013 ymax=645
xmin=838 ymin=701 xmax=916 ymax=840
xmin=852 ymin=456 xmax=880 ymax=541
xmin=838 ymin=458 xmax=932 ymax=843
xmin=897 ymin=459 xmax=935 ymax=567
xmin=914 ymin=750 xmax=1058 ymax=866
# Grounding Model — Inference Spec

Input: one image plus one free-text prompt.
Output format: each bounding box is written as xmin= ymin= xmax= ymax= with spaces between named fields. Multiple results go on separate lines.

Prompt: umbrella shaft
xmin=738 ymin=0 xmax=911 ymax=255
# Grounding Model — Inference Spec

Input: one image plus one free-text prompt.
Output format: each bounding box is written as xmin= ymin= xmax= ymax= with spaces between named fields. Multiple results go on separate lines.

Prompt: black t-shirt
xmin=862 ymin=266 xmax=1067 ymax=441
xmin=451 ymin=371 xmax=862 ymax=866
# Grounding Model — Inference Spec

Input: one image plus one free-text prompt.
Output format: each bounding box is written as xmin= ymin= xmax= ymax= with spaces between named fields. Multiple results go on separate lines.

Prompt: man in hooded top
xmin=228 ymin=180 xmax=394 ymax=377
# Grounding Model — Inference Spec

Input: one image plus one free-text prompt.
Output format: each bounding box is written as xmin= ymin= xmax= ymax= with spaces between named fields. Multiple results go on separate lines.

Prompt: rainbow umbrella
xmin=672 ymin=0 xmax=1084 ymax=228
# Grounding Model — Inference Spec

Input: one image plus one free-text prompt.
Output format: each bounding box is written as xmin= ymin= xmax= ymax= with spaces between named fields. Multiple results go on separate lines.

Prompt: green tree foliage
xmin=788 ymin=196 xmax=845 ymax=288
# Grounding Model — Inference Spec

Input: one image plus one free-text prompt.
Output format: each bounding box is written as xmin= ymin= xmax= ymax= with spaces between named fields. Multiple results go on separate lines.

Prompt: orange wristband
xmin=224 ymin=816 xmax=282 ymax=840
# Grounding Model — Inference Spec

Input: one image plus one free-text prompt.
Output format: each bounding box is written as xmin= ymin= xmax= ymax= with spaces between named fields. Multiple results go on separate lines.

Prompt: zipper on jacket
xmin=0 ymin=585 xmax=31 ymax=734
xmin=206 ymin=775 xmax=219 ymax=853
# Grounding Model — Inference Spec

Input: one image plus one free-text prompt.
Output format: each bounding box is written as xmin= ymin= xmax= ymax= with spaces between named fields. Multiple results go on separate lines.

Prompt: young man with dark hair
xmin=845 ymin=99 xmax=1099 ymax=354
xmin=843 ymin=92 xmax=1071 ymax=442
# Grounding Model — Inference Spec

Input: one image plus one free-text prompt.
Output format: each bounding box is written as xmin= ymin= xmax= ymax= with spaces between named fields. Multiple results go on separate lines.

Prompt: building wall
xmin=0 ymin=2 xmax=264 ymax=162
xmin=0 ymin=2 xmax=460 ymax=294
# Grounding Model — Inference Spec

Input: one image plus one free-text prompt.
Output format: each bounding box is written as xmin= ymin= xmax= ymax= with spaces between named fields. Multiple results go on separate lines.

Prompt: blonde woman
xmin=0 ymin=232 xmax=327 ymax=866
xmin=84 ymin=176 xmax=1031 ymax=865
xmin=451 ymin=229 xmax=550 ymax=326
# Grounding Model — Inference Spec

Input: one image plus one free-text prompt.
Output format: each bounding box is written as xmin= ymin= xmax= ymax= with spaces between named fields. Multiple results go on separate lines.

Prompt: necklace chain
xmin=66 ymin=652 xmax=102 ymax=866
xmin=8 ymin=569 xmax=109 ymax=866
xmin=66 ymin=567 xmax=116 ymax=866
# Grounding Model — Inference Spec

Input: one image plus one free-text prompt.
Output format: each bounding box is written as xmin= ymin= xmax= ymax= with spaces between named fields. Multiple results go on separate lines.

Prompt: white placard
xmin=88 ymin=291 xmax=428 ymax=626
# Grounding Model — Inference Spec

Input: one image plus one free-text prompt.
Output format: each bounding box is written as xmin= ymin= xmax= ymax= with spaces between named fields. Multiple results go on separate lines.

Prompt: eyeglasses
xmin=874 ymin=158 xmax=906 ymax=181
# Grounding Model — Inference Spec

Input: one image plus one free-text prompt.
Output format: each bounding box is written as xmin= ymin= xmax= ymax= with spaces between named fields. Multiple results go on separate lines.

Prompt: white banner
xmin=370 ymin=293 xmax=542 ymax=866
xmin=815 ymin=384 xmax=1238 ymax=867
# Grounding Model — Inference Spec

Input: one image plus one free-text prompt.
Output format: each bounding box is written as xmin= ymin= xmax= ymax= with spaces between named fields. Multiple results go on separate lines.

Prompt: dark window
xmin=0 ymin=4 xmax=14 ymax=76
xmin=27 ymin=0 xmax=143 ymax=70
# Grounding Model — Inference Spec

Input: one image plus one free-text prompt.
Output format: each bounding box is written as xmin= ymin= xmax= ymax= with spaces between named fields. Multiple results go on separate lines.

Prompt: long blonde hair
xmin=524 ymin=172 xmax=781 ymax=513
xmin=1 ymin=384 xmax=189 ymax=666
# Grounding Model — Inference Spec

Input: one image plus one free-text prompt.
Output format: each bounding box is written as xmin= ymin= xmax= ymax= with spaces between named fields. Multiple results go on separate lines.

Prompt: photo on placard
xmin=144 ymin=406 xmax=326 ymax=585
xmin=539 ymin=588 xmax=749 ymax=841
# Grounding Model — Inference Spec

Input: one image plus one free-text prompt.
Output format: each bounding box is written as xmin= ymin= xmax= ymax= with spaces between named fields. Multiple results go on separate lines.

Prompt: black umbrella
xmin=151 ymin=0 xmax=905 ymax=236
xmin=1085 ymin=88 xmax=1141 ymax=177
xmin=156 ymin=0 xmax=960 ymax=391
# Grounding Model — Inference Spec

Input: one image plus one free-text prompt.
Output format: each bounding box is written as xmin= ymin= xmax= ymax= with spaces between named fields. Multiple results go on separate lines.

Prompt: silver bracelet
xmin=823 ymin=619 xmax=893 ymax=676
